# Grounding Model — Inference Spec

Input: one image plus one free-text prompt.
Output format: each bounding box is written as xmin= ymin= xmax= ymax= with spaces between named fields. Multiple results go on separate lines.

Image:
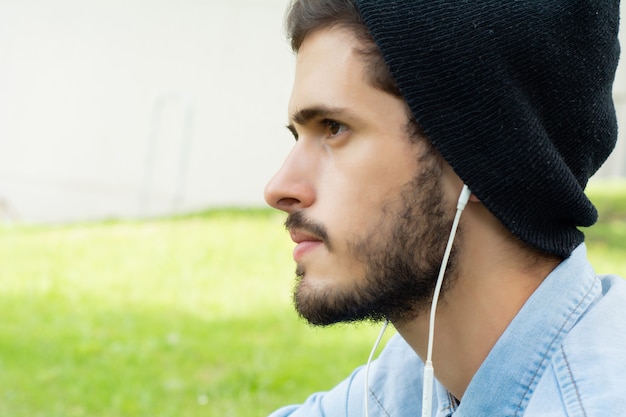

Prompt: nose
xmin=264 ymin=145 xmax=316 ymax=213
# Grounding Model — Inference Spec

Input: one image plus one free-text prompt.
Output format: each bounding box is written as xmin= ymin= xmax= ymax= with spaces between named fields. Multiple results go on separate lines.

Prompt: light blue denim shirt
xmin=268 ymin=244 xmax=626 ymax=416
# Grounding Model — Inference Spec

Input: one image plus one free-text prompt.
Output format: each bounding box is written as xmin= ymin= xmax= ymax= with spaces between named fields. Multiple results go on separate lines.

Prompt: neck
xmin=395 ymin=204 xmax=560 ymax=400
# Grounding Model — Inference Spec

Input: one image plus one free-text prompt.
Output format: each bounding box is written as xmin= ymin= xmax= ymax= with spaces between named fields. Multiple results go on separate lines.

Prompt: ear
xmin=469 ymin=193 xmax=481 ymax=203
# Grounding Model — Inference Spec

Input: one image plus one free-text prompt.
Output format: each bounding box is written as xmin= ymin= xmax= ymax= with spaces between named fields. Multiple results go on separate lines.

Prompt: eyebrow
xmin=289 ymin=106 xmax=356 ymax=126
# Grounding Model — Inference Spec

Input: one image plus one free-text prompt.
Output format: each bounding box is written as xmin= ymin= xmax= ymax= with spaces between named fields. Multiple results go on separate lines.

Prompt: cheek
xmin=319 ymin=166 xmax=413 ymax=241
xmin=334 ymin=148 xmax=418 ymax=209
xmin=312 ymin=136 xmax=420 ymax=252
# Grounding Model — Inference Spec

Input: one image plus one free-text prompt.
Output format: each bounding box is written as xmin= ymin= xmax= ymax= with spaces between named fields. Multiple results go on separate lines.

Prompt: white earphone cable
xmin=422 ymin=184 xmax=471 ymax=417
xmin=364 ymin=319 xmax=389 ymax=417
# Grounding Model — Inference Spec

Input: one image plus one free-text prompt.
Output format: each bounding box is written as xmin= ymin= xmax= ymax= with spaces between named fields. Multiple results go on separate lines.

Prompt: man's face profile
xmin=264 ymin=27 xmax=459 ymax=326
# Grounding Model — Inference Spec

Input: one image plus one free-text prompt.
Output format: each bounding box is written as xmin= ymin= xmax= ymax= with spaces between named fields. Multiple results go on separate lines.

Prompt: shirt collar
xmin=435 ymin=243 xmax=600 ymax=416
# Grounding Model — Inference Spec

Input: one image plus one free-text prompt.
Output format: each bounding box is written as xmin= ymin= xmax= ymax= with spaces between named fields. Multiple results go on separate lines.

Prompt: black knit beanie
xmin=354 ymin=0 xmax=620 ymax=257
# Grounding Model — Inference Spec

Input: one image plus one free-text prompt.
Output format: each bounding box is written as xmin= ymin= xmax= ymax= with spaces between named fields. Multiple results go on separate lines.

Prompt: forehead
xmin=288 ymin=27 xmax=370 ymax=117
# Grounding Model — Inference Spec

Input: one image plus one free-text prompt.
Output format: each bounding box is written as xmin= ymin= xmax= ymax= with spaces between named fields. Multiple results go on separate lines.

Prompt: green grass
xmin=0 ymin=182 xmax=624 ymax=417
xmin=584 ymin=181 xmax=626 ymax=276
xmin=0 ymin=211 xmax=390 ymax=417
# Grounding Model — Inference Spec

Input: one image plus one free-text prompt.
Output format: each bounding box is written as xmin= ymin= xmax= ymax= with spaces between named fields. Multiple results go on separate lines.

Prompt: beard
xmin=287 ymin=158 xmax=459 ymax=326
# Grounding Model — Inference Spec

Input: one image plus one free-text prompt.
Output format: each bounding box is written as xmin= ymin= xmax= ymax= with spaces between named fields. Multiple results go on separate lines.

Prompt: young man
xmin=264 ymin=0 xmax=626 ymax=415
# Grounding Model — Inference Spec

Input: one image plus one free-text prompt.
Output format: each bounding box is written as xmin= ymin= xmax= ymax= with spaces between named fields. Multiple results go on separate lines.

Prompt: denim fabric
xmin=268 ymin=244 xmax=626 ymax=416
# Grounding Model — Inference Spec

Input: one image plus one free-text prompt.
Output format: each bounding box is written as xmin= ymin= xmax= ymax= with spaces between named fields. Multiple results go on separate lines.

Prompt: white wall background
xmin=0 ymin=0 xmax=294 ymax=223
xmin=0 ymin=0 xmax=625 ymax=224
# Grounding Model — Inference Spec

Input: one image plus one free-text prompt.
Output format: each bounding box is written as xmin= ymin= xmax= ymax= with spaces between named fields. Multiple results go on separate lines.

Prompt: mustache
xmin=285 ymin=211 xmax=332 ymax=250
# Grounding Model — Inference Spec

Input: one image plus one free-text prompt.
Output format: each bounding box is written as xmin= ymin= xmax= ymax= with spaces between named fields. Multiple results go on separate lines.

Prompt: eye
xmin=323 ymin=119 xmax=347 ymax=137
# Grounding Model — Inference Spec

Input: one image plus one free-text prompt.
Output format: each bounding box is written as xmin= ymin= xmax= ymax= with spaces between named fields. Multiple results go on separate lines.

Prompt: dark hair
xmin=285 ymin=0 xmax=424 ymax=140
xmin=286 ymin=0 xmax=401 ymax=98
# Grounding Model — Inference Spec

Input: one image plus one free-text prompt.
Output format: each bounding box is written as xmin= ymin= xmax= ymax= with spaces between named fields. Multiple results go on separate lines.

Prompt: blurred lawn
xmin=0 ymin=209 xmax=390 ymax=417
xmin=584 ymin=181 xmax=626 ymax=276
xmin=0 ymin=183 xmax=624 ymax=417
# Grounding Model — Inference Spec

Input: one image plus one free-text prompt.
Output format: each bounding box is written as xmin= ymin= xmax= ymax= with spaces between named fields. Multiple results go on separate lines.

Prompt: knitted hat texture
xmin=355 ymin=0 xmax=620 ymax=257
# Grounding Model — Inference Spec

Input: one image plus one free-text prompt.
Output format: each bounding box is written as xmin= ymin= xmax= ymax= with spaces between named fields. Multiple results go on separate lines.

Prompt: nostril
xmin=277 ymin=197 xmax=301 ymax=208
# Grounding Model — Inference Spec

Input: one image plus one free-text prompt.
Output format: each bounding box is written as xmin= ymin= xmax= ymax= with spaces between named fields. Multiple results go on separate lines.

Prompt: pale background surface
xmin=1 ymin=0 xmax=624 ymax=223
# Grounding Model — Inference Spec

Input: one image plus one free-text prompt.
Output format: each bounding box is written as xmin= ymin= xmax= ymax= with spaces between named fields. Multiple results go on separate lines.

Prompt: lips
xmin=289 ymin=229 xmax=322 ymax=244
xmin=289 ymin=229 xmax=324 ymax=262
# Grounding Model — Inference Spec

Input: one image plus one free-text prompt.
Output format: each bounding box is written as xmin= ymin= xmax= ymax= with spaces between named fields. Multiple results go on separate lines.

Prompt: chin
xmin=292 ymin=272 xmax=382 ymax=326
